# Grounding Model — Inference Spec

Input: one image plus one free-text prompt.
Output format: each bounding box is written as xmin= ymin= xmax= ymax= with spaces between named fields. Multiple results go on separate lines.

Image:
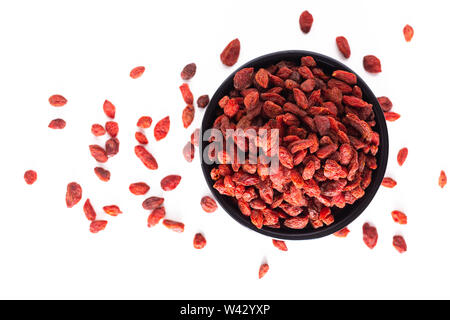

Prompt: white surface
xmin=0 ymin=0 xmax=448 ymax=300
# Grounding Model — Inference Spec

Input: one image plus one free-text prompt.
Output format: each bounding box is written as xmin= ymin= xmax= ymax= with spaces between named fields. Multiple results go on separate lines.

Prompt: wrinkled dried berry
xmin=272 ymin=239 xmax=288 ymax=251
xmin=142 ymin=196 xmax=164 ymax=210
xmin=148 ymin=207 xmax=166 ymax=227
xmin=259 ymin=263 xmax=269 ymax=279
xmin=162 ymin=219 xmax=184 ymax=233
xmin=193 ymin=233 xmax=207 ymax=249
xmin=191 ymin=128 xmax=200 ymax=147
xmin=334 ymin=227 xmax=350 ymax=238
xmin=197 ymin=95 xmax=210 ymax=109
xmin=105 ymin=138 xmax=120 ymax=156
xmin=391 ymin=210 xmax=407 ymax=225
xmin=363 ymin=55 xmax=382 ymax=73
xmin=384 ymin=112 xmax=401 ymax=122
xmin=103 ymin=205 xmax=122 ymax=216
xmin=135 ymin=145 xmax=158 ymax=170
xmin=130 ymin=66 xmax=145 ymax=79
xmin=154 ymin=116 xmax=170 ymax=141
xmin=91 ymin=124 xmax=106 ymax=136
xmin=90 ymin=220 xmax=107 ymax=233
xmin=393 ymin=235 xmax=407 ymax=253
xmin=135 ymin=131 xmax=148 ymax=145
xmin=137 ymin=116 xmax=152 ymax=129
xmin=403 ymin=25 xmax=414 ymax=42
xmin=89 ymin=145 xmax=108 ymax=163
xmin=105 ymin=121 xmax=119 ymax=137
xmin=94 ymin=167 xmax=111 ymax=182
xmin=382 ymin=177 xmax=397 ymax=188
xmin=377 ymin=96 xmax=393 ymax=112
xmin=49 ymin=94 xmax=67 ymax=107
xmin=103 ymin=100 xmax=116 ymax=119
xmin=299 ymin=10 xmax=314 ymax=33
xmin=336 ymin=36 xmax=351 ymax=58
xmin=183 ymin=142 xmax=195 ymax=162
xmin=161 ymin=175 xmax=181 ymax=191
xmin=179 ymin=83 xmax=194 ymax=105
xmin=48 ymin=118 xmax=66 ymax=129
xmin=181 ymin=63 xmax=196 ymax=80
xmin=439 ymin=170 xmax=447 ymax=188
xmin=83 ymin=199 xmax=97 ymax=221
xmin=66 ymin=182 xmax=82 ymax=208
xmin=24 ymin=170 xmax=37 ymax=185
xmin=397 ymin=148 xmax=408 ymax=166
xmin=201 ymin=196 xmax=218 ymax=213
xmin=220 ymin=38 xmax=240 ymax=67
xmin=362 ymin=223 xmax=378 ymax=249
xmin=182 ymin=105 xmax=195 ymax=128
xmin=129 ymin=182 xmax=150 ymax=195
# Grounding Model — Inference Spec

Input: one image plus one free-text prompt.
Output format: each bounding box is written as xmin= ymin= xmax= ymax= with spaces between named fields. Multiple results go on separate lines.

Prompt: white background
xmin=0 ymin=0 xmax=449 ymax=300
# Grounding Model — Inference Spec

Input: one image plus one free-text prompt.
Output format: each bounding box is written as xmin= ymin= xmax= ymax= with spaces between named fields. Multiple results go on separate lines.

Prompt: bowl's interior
xmin=201 ymin=50 xmax=389 ymax=240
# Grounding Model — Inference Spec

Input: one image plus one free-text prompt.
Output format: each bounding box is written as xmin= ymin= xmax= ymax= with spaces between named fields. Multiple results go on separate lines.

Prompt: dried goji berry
xmin=336 ymin=36 xmax=351 ymax=58
xmin=377 ymin=96 xmax=393 ymax=112
xmin=403 ymin=25 xmax=414 ymax=42
xmin=299 ymin=10 xmax=314 ymax=33
xmin=94 ymin=167 xmax=111 ymax=182
xmin=193 ymin=233 xmax=207 ymax=249
xmin=66 ymin=182 xmax=82 ymax=208
xmin=48 ymin=118 xmax=66 ymax=129
xmin=197 ymin=95 xmax=210 ymax=108
xmin=130 ymin=66 xmax=145 ymax=79
xmin=49 ymin=94 xmax=67 ymax=107
xmin=181 ymin=63 xmax=196 ymax=80
xmin=142 ymin=196 xmax=164 ymax=210
xmin=392 ymin=210 xmax=407 ymax=225
xmin=162 ymin=219 xmax=184 ymax=233
xmin=103 ymin=205 xmax=122 ymax=216
xmin=333 ymin=70 xmax=357 ymax=85
xmin=103 ymin=100 xmax=116 ymax=119
xmin=439 ymin=170 xmax=447 ymax=188
xmin=382 ymin=177 xmax=397 ymax=188
xmin=362 ymin=223 xmax=378 ymax=249
xmin=91 ymin=124 xmax=106 ymax=136
xmin=83 ymin=199 xmax=97 ymax=221
xmin=272 ymin=239 xmax=288 ymax=251
xmin=105 ymin=138 xmax=120 ymax=156
xmin=201 ymin=196 xmax=218 ymax=213
xmin=129 ymin=182 xmax=150 ymax=195
xmin=397 ymin=148 xmax=408 ymax=166
xmin=233 ymin=68 xmax=254 ymax=90
xmin=182 ymin=104 xmax=195 ymax=128
xmin=183 ymin=142 xmax=195 ymax=162
xmin=105 ymin=121 xmax=119 ymax=137
xmin=135 ymin=145 xmax=158 ymax=170
xmin=334 ymin=227 xmax=350 ymax=238
xmin=154 ymin=116 xmax=170 ymax=141
xmin=255 ymin=68 xmax=269 ymax=88
xmin=220 ymin=38 xmax=240 ymax=67
xmin=90 ymin=220 xmax=107 ymax=233
xmin=24 ymin=170 xmax=37 ymax=185
xmin=363 ymin=55 xmax=382 ymax=73
xmin=135 ymin=131 xmax=148 ymax=145
xmin=191 ymin=128 xmax=200 ymax=147
xmin=179 ymin=83 xmax=194 ymax=105
xmin=137 ymin=116 xmax=152 ymax=129
xmin=147 ymin=207 xmax=166 ymax=227
xmin=89 ymin=145 xmax=108 ymax=163
xmin=384 ymin=111 xmax=401 ymax=122
xmin=393 ymin=235 xmax=407 ymax=253
xmin=160 ymin=175 xmax=181 ymax=191
xmin=259 ymin=263 xmax=269 ymax=279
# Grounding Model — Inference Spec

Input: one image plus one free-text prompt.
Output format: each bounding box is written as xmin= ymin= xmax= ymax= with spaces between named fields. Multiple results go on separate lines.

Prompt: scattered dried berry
xmin=362 ymin=223 xmax=378 ymax=249
xmin=439 ymin=170 xmax=447 ymax=188
xmin=48 ymin=118 xmax=66 ymax=129
xmin=220 ymin=38 xmax=240 ymax=67
xmin=137 ymin=116 xmax=152 ymax=129
xmin=191 ymin=128 xmax=200 ymax=147
xmin=336 ymin=36 xmax=351 ymax=58
xmin=403 ymin=25 xmax=414 ymax=42
xmin=94 ymin=167 xmax=111 ymax=182
xmin=105 ymin=121 xmax=119 ymax=137
xmin=90 ymin=220 xmax=107 ymax=233
xmin=103 ymin=100 xmax=116 ymax=119
xmin=142 ymin=197 xmax=164 ymax=210
xmin=181 ymin=63 xmax=197 ymax=80
xmin=83 ymin=199 xmax=97 ymax=221
xmin=193 ymin=233 xmax=207 ymax=249
xmin=129 ymin=182 xmax=150 ymax=195
xmin=161 ymin=175 xmax=181 ymax=191
xmin=200 ymin=196 xmax=218 ymax=213
xmin=363 ymin=55 xmax=382 ymax=73
xmin=135 ymin=131 xmax=149 ymax=145
xmin=334 ymin=227 xmax=350 ymax=238
xmin=89 ymin=145 xmax=108 ymax=163
xmin=377 ymin=97 xmax=393 ymax=112
xmin=103 ymin=205 xmax=122 ymax=216
xmin=24 ymin=170 xmax=37 ymax=185
xmin=66 ymin=182 xmax=82 ymax=208
xmin=299 ymin=10 xmax=314 ymax=33
xmin=397 ymin=148 xmax=408 ymax=166
xmin=180 ymin=83 xmax=194 ymax=105
xmin=382 ymin=177 xmax=397 ymax=188
xmin=135 ymin=145 xmax=158 ymax=170
xmin=49 ymin=94 xmax=67 ymax=107
xmin=272 ymin=239 xmax=288 ymax=251
xmin=154 ymin=116 xmax=170 ymax=141
xmin=162 ymin=219 xmax=185 ymax=233
xmin=183 ymin=142 xmax=195 ymax=162
xmin=393 ymin=235 xmax=407 ymax=253
xmin=91 ymin=124 xmax=106 ymax=136
xmin=147 ymin=207 xmax=166 ymax=227
xmin=391 ymin=210 xmax=407 ymax=225
xmin=197 ymin=95 xmax=210 ymax=109
xmin=130 ymin=66 xmax=145 ymax=79
xmin=182 ymin=104 xmax=195 ymax=128
xmin=384 ymin=112 xmax=401 ymax=122
xmin=105 ymin=138 xmax=120 ymax=156
xmin=259 ymin=263 xmax=269 ymax=279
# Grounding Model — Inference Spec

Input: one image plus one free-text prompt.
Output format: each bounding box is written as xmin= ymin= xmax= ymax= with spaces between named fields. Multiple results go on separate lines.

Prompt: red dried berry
xmin=142 ymin=197 xmax=164 ymax=210
xmin=105 ymin=121 xmax=119 ymax=137
xmin=130 ymin=66 xmax=145 ymax=79
xmin=255 ymin=68 xmax=269 ymax=88
xmin=135 ymin=131 xmax=149 ymax=145
xmin=179 ymin=83 xmax=194 ymax=105
xmin=182 ymin=142 xmax=195 ymax=163
xmin=384 ymin=112 xmax=401 ymax=122
xmin=83 ymin=199 xmax=97 ymax=221
xmin=191 ymin=128 xmax=200 ymax=147
xmin=403 ymin=25 xmax=414 ymax=42
xmin=49 ymin=94 xmax=67 ymax=107
xmin=393 ymin=235 xmax=407 ymax=253
xmin=105 ymin=138 xmax=120 ymax=156
xmin=160 ymin=175 xmax=181 ymax=191
xmin=382 ymin=177 xmax=397 ymax=188
xmin=91 ymin=124 xmax=106 ymax=136
xmin=193 ymin=233 xmax=207 ymax=249
xmin=137 ymin=116 xmax=152 ymax=129
xmin=299 ymin=10 xmax=314 ymax=33
xmin=89 ymin=145 xmax=108 ymax=163
xmin=24 ymin=170 xmax=37 ymax=185
xmin=362 ymin=223 xmax=378 ymax=249
xmin=200 ymin=196 xmax=218 ymax=213
xmin=197 ymin=95 xmax=210 ymax=109
xmin=259 ymin=263 xmax=269 ymax=279
xmin=154 ymin=116 xmax=170 ymax=141
xmin=129 ymin=182 xmax=150 ymax=195
xmin=48 ymin=118 xmax=66 ymax=129
xmin=391 ymin=210 xmax=407 ymax=225
xmin=103 ymin=205 xmax=122 ymax=216
xmin=135 ymin=145 xmax=158 ymax=170
xmin=162 ymin=219 xmax=185 ymax=233
xmin=181 ymin=63 xmax=197 ymax=80
xmin=147 ymin=207 xmax=166 ymax=227
xmin=439 ymin=170 xmax=447 ymax=188
xmin=377 ymin=96 xmax=393 ymax=112
xmin=336 ymin=36 xmax=351 ymax=58
xmin=94 ymin=167 xmax=111 ymax=182
xmin=363 ymin=55 xmax=382 ymax=73
xmin=90 ymin=220 xmax=107 ymax=234
xmin=220 ymin=38 xmax=240 ymax=67
xmin=334 ymin=227 xmax=350 ymax=238
xmin=332 ymin=70 xmax=357 ymax=85
xmin=397 ymin=148 xmax=408 ymax=166
xmin=272 ymin=239 xmax=288 ymax=251
xmin=66 ymin=182 xmax=82 ymax=208
xmin=182 ymin=104 xmax=195 ymax=128
xmin=234 ymin=68 xmax=254 ymax=90
xmin=103 ymin=100 xmax=116 ymax=119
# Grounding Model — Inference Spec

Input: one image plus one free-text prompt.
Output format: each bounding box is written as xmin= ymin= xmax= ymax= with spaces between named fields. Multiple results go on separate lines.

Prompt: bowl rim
xmin=200 ymin=50 xmax=389 ymax=240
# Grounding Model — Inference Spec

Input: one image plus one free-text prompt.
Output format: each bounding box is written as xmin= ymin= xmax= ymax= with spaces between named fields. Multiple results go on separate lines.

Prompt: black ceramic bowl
xmin=200 ymin=50 xmax=388 ymax=240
